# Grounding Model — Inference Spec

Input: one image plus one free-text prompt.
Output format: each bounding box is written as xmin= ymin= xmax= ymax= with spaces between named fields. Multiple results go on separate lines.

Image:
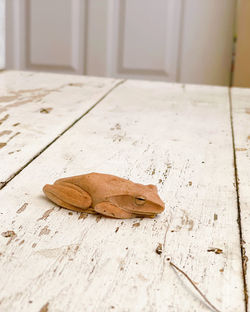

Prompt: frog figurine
xmin=43 ymin=172 xmax=165 ymax=219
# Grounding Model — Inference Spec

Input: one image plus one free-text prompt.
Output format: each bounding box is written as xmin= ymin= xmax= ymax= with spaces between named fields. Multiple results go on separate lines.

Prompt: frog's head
xmin=108 ymin=184 xmax=165 ymax=218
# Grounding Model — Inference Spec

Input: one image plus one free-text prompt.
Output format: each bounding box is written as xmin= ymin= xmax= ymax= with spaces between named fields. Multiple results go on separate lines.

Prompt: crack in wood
xmin=229 ymin=89 xmax=248 ymax=311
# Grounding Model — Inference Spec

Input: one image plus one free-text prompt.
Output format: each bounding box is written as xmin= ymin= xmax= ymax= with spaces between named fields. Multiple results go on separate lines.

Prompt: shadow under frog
xmin=43 ymin=172 xmax=165 ymax=219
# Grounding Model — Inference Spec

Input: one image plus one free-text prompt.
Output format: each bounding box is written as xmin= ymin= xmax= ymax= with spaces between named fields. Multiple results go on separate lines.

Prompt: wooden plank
xmin=0 ymin=81 xmax=244 ymax=311
xmin=231 ymin=87 xmax=250 ymax=310
xmin=0 ymin=70 xmax=120 ymax=186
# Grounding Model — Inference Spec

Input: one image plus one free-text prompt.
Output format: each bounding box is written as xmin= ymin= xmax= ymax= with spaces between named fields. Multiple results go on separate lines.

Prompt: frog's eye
xmin=135 ymin=196 xmax=146 ymax=206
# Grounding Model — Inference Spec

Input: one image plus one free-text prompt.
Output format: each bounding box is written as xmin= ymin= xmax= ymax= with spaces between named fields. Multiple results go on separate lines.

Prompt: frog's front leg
xmin=94 ymin=202 xmax=136 ymax=219
xmin=43 ymin=181 xmax=93 ymax=213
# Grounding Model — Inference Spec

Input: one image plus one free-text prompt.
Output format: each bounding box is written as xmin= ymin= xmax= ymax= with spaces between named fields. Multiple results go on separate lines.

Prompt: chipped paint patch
xmin=1 ymin=230 xmax=16 ymax=238
xmin=39 ymin=226 xmax=51 ymax=236
xmin=68 ymin=82 xmax=84 ymax=87
xmin=155 ymin=243 xmax=163 ymax=255
xmin=96 ymin=215 xmax=102 ymax=223
xmin=78 ymin=212 xmax=88 ymax=220
xmin=0 ymin=86 xmax=64 ymax=114
xmin=236 ymin=147 xmax=247 ymax=151
xmin=0 ymin=114 xmax=9 ymax=125
xmin=8 ymin=132 xmax=20 ymax=141
xmin=207 ymin=248 xmax=223 ymax=254
xmin=115 ymin=227 xmax=119 ymax=233
xmin=181 ymin=211 xmax=194 ymax=231
xmin=132 ymin=222 xmax=140 ymax=228
xmin=0 ymin=142 xmax=7 ymax=149
xmin=40 ymin=107 xmax=53 ymax=114
xmin=37 ymin=208 xmax=54 ymax=221
xmin=0 ymin=130 xmax=12 ymax=137
xmin=16 ymin=203 xmax=28 ymax=214
xmin=1 ymin=230 xmax=17 ymax=245
xmin=39 ymin=302 xmax=49 ymax=312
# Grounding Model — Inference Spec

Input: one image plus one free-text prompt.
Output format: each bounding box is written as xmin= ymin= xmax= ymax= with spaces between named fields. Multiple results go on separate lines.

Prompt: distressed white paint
xmin=0 ymin=79 xmax=244 ymax=311
xmin=231 ymin=87 xmax=250 ymax=310
xmin=0 ymin=70 xmax=120 ymax=185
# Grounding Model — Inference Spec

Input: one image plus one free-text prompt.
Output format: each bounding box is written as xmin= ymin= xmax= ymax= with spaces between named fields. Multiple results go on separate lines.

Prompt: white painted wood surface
xmin=0 ymin=77 xmax=245 ymax=311
xmin=231 ymin=87 xmax=250 ymax=311
xmin=0 ymin=70 xmax=120 ymax=185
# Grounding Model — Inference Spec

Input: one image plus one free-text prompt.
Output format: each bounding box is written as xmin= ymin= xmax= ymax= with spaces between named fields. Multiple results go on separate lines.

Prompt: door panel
xmin=6 ymin=0 xmax=85 ymax=74
xmin=29 ymin=0 xmax=72 ymax=68
xmin=108 ymin=0 xmax=182 ymax=81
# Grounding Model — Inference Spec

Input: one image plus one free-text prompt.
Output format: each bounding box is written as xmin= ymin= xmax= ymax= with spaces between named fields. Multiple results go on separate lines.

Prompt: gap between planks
xmin=0 ymin=79 xmax=125 ymax=191
xmin=229 ymin=88 xmax=248 ymax=312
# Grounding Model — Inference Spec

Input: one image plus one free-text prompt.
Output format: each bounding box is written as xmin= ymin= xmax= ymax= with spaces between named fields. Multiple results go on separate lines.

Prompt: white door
xmin=6 ymin=0 xmax=236 ymax=85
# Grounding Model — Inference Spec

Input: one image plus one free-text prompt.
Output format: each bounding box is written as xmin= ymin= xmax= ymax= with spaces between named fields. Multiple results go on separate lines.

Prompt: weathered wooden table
xmin=0 ymin=71 xmax=249 ymax=312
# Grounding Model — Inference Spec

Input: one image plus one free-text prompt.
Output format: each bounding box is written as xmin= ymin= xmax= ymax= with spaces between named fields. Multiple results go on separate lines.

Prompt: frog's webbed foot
xmin=43 ymin=181 xmax=92 ymax=213
xmin=94 ymin=202 xmax=136 ymax=219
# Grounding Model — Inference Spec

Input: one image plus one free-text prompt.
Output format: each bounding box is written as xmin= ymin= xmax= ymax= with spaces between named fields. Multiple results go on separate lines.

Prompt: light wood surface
xmin=0 ymin=71 xmax=248 ymax=312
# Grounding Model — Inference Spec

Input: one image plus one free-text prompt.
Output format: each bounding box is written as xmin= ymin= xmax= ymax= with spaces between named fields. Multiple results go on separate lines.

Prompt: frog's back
xmin=57 ymin=172 xmax=133 ymax=202
xmin=80 ymin=172 xmax=134 ymax=198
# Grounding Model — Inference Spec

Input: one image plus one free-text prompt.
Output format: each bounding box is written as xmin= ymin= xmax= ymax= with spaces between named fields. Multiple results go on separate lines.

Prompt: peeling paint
xmin=132 ymin=222 xmax=140 ymax=228
xmin=236 ymin=148 xmax=247 ymax=151
xmin=16 ymin=203 xmax=28 ymax=214
xmin=0 ymin=114 xmax=9 ymax=125
xmin=0 ymin=142 xmax=7 ymax=149
xmin=39 ymin=226 xmax=51 ymax=236
xmin=37 ymin=208 xmax=54 ymax=221
xmin=39 ymin=302 xmax=49 ymax=312
xmin=0 ymin=130 xmax=12 ymax=137
xmin=40 ymin=108 xmax=53 ymax=114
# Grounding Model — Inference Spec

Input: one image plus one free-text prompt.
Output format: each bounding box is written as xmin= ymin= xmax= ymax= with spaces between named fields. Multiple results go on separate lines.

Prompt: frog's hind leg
xmin=94 ymin=202 xmax=136 ymax=219
xmin=43 ymin=182 xmax=93 ymax=213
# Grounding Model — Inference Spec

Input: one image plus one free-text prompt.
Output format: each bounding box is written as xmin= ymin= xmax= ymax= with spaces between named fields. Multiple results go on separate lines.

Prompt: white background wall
xmin=5 ymin=0 xmax=236 ymax=86
xmin=179 ymin=0 xmax=236 ymax=85
xmin=0 ymin=0 xmax=5 ymax=69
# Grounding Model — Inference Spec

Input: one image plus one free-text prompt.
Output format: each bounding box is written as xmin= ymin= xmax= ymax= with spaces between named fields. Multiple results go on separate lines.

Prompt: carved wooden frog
xmin=43 ymin=172 xmax=165 ymax=219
